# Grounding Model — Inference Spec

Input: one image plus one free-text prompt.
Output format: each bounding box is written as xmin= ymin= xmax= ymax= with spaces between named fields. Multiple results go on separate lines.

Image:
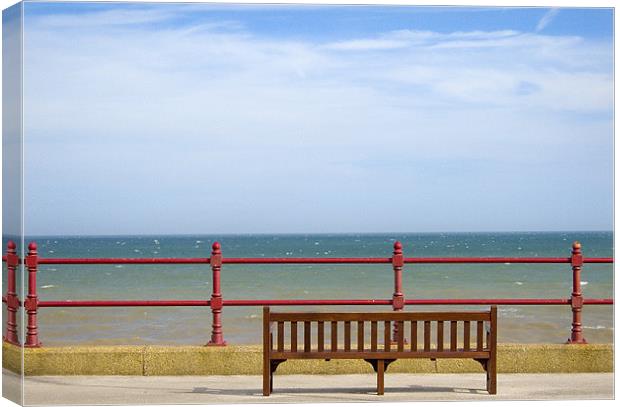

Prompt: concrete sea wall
xmin=2 ymin=342 xmax=613 ymax=376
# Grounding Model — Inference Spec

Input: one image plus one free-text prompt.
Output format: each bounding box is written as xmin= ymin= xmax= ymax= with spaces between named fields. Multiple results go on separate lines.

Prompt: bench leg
xmin=377 ymin=359 xmax=385 ymax=395
xmin=487 ymin=357 xmax=497 ymax=395
xmin=266 ymin=359 xmax=285 ymax=395
xmin=263 ymin=365 xmax=270 ymax=396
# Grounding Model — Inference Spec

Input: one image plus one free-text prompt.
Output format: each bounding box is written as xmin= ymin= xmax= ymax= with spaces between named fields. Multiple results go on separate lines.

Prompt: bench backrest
xmin=263 ymin=307 xmax=497 ymax=356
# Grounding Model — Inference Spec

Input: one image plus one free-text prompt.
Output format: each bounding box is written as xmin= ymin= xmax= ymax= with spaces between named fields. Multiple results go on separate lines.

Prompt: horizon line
xmin=3 ymin=229 xmax=614 ymax=239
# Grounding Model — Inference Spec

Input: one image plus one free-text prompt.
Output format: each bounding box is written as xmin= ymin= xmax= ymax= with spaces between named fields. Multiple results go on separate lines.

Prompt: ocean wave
xmin=41 ymin=285 xmax=56 ymax=289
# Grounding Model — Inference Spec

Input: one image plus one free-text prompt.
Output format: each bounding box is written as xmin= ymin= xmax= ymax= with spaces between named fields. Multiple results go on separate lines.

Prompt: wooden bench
xmin=263 ymin=306 xmax=497 ymax=395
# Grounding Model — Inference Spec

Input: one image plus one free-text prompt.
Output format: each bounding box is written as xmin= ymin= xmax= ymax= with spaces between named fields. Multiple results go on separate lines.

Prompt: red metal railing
xmin=2 ymin=240 xmax=614 ymax=347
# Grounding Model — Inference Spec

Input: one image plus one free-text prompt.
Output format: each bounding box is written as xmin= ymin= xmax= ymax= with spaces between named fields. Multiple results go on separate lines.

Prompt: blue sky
xmin=16 ymin=2 xmax=614 ymax=235
xmin=23 ymin=3 xmax=614 ymax=39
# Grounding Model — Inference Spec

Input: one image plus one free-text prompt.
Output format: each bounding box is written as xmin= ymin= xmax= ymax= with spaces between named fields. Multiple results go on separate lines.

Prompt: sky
xmin=10 ymin=2 xmax=615 ymax=235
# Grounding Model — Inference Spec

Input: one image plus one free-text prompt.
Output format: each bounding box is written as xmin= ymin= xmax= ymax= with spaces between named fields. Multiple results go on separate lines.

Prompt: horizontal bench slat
xmin=269 ymin=312 xmax=491 ymax=322
xmin=270 ymin=350 xmax=490 ymax=359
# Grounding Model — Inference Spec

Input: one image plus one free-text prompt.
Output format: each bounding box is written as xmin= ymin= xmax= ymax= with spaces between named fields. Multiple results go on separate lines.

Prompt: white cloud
xmin=23 ymin=9 xmax=612 ymax=146
xmin=536 ymin=8 xmax=560 ymax=32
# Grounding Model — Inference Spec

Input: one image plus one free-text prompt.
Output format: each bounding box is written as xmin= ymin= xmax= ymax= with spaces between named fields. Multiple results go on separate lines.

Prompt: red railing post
xmin=207 ymin=241 xmax=226 ymax=346
xmin=3 ymin=241 xmax=20 ymax=345
xmin=567 ymin=241 xmax=587 ymax=344
xmin=392 ymin=241 xmax=405 ymax=341
xmin=24 ymin=242 xmax=41 ymax=347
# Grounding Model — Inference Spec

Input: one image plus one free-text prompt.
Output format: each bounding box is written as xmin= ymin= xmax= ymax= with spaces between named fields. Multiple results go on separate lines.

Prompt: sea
xmin=2 ymin=232 xmax=613 ymax=346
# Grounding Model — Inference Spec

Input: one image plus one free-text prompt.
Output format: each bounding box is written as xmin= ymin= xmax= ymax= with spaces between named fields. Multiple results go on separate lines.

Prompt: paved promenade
xmin=3 ymin=371 xmax=613 ymax=404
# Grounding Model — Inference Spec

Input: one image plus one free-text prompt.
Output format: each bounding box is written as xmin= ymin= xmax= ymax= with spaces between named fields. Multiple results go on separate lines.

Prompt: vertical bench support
xmin=377 ymin=359 xmax=385 ymax=395
xmin=567 ymin=241 xmax=586 ymax=344
xmin=24 ymin=242 xmax=41 ymax=347
xmin=4 ymin=241 xmax=20 ymax=345
xmin=207 ymin=242 xmax=226 ymax=346
xmin=487 ymin=306 xmax=497 ymax=394
xmin=263 ymin=307 xmax=271 ymax=396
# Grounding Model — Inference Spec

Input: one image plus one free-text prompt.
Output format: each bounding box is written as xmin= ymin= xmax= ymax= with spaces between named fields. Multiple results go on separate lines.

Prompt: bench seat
xmin=263 ymin=307 xmax=497 ymax=395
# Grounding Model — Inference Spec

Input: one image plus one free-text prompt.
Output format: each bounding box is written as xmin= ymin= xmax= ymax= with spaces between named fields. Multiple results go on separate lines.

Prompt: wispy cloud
xmin=323 ymin=38 xmax=410 ymax=51
xmin=323 ymin=29 xmax=521 ymax=51
xmin=30 ymin=8 xmax=177 ymax=27
xmin=536 ymin=8 xmax=560 ymax=32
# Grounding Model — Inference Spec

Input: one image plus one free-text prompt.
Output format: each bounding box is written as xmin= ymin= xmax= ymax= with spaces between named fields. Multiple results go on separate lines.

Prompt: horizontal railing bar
xmin=405 ymin=298 xmax=614 ymax=305
xmin=224 ymin=299 xmax=392 ymax=306
xmin=580 ymin=298 xmax=615 ymax=304
xmin=38 ymin=300 xmax=211 ymax=307
xmin=405 ymin=257 xmax=613 ymax=264
xmin=33 ymin=298 xmax=613 ymax=308
xmin=4 ymin=257 xmax=613 ymax=264
xmin=222 ymin=258 xmax=391 ymax=264
xmin=406 ymin=257 xmax=569 ymax=263
xmin=583 ymin=258 xmax=615 ymax=263
xmin=38 ymin=258 xmax=211 ymax=265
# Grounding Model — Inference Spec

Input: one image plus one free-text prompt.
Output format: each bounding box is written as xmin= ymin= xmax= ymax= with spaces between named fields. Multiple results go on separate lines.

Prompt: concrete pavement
xmin=2 ymin=370 xmax=614 ymax=405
